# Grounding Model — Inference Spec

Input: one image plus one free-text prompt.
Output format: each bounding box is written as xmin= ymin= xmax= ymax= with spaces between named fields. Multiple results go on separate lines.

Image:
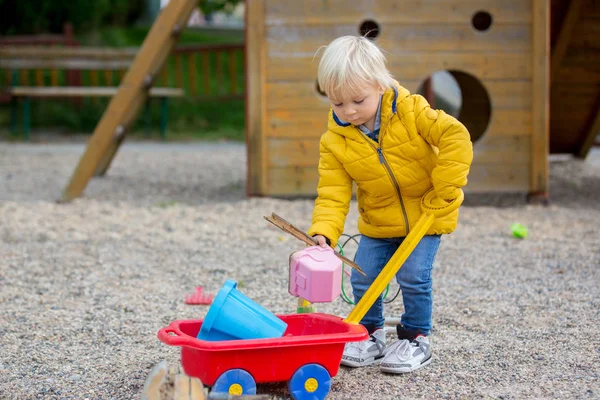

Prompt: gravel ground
xmin=1 ymin=142 xmax=599 ymax=400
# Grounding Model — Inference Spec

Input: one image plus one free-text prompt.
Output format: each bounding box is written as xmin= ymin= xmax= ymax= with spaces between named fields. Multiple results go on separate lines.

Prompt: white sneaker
xmin=380 ymin=335 xmax=432 ymax=373
xmin=341 ymin=328 xmax=386 ymax=367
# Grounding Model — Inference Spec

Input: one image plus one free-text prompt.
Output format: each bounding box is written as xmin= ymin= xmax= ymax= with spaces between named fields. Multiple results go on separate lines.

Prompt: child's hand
xmin=313 ymin=235 xmax=330 ymax=248
xmin=429 ymin=195 xmax=455 ymax=208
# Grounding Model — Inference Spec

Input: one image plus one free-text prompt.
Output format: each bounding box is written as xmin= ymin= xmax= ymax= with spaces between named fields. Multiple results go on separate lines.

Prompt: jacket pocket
xmin=358 ymin=206 xmax=370 ymax=224
xmin=357 ymin=188 xmax=370 ymax=224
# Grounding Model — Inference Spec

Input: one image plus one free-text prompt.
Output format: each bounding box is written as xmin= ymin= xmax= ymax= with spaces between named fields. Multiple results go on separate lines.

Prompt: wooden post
xmin=60 ymin=0 xmax=198 ymax=202
xmin=245 ymin=0 xmax=267 ymax=196
xmin=93 ymin=85 xmax=152 ymax=177
xmin=530 ymin=0 xmax=550 ymax=200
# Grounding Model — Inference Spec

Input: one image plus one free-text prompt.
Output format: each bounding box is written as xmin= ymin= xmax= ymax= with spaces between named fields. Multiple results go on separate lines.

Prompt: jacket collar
xmin=327 ymin=82 xmax=407 ymax=138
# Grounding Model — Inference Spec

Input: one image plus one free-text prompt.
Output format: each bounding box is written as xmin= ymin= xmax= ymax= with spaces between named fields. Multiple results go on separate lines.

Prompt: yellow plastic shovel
xmin=344 ymin=188 xmax=464 ymax=324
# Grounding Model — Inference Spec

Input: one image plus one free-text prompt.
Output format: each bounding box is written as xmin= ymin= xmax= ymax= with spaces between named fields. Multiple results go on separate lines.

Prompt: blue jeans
xmin=351 ymin=234 xmax=441 ymax=335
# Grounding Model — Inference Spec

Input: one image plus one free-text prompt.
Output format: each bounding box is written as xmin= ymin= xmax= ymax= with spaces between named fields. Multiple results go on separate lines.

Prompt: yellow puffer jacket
xmin=308 ymin=83 xmax=473 ymax=248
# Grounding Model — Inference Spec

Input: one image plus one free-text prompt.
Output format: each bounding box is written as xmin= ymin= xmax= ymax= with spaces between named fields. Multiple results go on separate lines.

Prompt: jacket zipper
xmin=358 ymin=128 xmax=411 ymax=235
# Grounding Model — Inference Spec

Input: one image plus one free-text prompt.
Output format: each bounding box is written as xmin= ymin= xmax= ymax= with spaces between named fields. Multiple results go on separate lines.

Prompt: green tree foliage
xmin=103 ymin=0 xmax=146 ymax=25
xmin=0 ymin=0 xmax=145 ymax=35
xmin=199 ymin=0 xmax=243 ymax=15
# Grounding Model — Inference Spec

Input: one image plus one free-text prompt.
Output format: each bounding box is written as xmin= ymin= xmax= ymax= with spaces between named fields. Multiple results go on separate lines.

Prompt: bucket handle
xmin=157 ymin=325 xmax=195 ymax=347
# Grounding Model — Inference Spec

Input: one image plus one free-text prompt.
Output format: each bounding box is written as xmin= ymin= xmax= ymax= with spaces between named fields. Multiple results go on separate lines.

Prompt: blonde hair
xmin=317 ymin=36 xmax=394 ymax=99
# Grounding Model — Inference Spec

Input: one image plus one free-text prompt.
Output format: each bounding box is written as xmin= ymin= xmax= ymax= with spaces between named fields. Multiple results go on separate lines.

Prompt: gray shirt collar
xmin=358 ymin=95 xmax=383 ymax=134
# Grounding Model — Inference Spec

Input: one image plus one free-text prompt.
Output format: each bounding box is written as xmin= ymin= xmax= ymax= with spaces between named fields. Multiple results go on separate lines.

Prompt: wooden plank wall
xmin=246 ymin=0 xmax=267 ymax=196
xmin=248 ymin=0 xmax=546 ymax=196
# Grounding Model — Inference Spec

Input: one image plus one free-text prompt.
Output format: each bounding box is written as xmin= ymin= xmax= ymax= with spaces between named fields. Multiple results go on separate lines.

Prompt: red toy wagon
xmin=158 ymin=313 xmax=367 ymax=399
xmin=159 ymin=192 xmax=464 ymax=399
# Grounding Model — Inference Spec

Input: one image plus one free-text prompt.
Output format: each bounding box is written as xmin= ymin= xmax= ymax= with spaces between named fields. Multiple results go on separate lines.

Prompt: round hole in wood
xmin=472 ymin=11 xmax=493 ymax=32
xmin=359 ymin=20 xmax=380 ymax=39
xmin=416 ymin=70 xmax=491 ymax=144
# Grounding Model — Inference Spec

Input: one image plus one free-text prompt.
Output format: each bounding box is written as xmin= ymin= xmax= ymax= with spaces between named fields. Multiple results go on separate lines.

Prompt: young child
xmin=308 ymin=36 xmax=473 ymax=374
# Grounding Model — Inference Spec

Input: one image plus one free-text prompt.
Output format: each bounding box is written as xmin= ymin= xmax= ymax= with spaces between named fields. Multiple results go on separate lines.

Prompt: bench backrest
xmin=0 ymin=44 xmax=245 ymax=99
xmin=0 ymin=47 xmax=135 ymax=70
xmin=0 ymin=47 xmax=136 ymax=88
xmin=0 ymin=23 xmax=78 ymax=47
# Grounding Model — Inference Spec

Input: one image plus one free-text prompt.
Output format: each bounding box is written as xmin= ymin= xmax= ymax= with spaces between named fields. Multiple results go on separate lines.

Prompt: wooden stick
xmin=264 ymin=216 xmax=313 ymax=245
xmin=264 ymin=213 xmax=366 ymax=276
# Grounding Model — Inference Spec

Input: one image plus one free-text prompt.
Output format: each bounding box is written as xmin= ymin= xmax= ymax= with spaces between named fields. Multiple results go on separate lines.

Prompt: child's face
xmin=328 ymin=83 xmax=384 ymax=128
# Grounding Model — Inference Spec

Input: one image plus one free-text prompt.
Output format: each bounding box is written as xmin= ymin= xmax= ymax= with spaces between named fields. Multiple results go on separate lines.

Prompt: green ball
xmin=511 ymin=223 xmax=528 ymax=239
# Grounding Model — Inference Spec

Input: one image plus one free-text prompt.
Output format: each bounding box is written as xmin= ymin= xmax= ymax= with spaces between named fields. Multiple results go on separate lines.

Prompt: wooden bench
xmin=0 ymin=46 xmax=184 ymax=140
xmin=6 ymin=86 xmax=183 ymax=140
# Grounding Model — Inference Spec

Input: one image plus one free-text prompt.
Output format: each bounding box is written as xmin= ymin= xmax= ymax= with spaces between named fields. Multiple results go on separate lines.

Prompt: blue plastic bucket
xmin=197 ymin=280 xmax=288 ymax=341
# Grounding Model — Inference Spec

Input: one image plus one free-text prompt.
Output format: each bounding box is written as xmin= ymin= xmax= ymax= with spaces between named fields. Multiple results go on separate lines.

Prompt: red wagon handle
xmin=157 ymin=324 xmax=197 ymax=347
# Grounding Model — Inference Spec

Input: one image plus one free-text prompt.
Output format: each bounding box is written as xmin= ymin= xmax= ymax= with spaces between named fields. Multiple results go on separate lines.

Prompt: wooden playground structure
xmin=246 ymin=0 xmax=599 ymax=199
xmin=1 ymin=0 xmax=596 ymax=202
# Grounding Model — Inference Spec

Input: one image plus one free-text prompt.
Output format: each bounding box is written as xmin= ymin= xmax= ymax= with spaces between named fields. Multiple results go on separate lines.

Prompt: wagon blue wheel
xmin=288 ymin=364 xmax=331 ymax=400
xmin=211 ymin=369 xmax=256 ymax=396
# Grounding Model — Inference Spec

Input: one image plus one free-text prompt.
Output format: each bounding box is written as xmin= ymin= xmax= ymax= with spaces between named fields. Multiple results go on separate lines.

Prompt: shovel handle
xmin=345 ymin=188 xmax=464 ymax=325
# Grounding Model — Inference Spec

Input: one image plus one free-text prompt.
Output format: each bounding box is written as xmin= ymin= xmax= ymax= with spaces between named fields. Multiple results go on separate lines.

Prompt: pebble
xmin=0 ymin=143 xmax=598 ymax=399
